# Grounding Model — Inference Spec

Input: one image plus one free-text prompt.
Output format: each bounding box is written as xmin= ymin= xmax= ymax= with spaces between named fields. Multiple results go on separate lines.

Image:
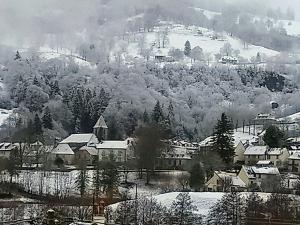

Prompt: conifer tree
xmin=207 ymin=191 xmax=244 ymax=225
xmin=143 ymin=109 xmax=150 ymax=125
xmin=189 ymin=163 xmax=205 ymax=191
xmin=171 ymin=193 xmax=199 ymax=225
xmin=184 ymin=40 xmax=191 ymax=57
xmin=75 ymin=166 xmax=90 ymax=197
xmin=42 ymin=106 xmax=53 ymax=129
xmin=101 ymin=155 xmax=120 ymax=202
xmin=152 ymin=101 xmax=164 ymax=123
xmin=212 ymin=113 xmax=234 ymax=166
xmin=244 ymin=192 xmax=265 ymax=225
xmin=93 ymin=162 xmax=102 ymax=198
xmin=34 ymin=114 xmax=43 ymax=139
xmin=14 ymin=51 xmax=21 ymax=60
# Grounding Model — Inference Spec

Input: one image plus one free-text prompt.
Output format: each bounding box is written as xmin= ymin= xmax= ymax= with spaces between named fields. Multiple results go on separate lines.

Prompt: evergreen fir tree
xmin=184 ymin=40 xmax=191 ymax=57
xmin=75 ymin=167 xmax=90 ymax=197
xmin=93 ymin=162 xmax=102 ymax=198
xmin=42 ymin=106 xmax=53 ymax=129
xmin=143 ymin=109 xmax=150 ymax=125
xmin=171 ymin=193 xmax=199 ymax=225
xmin=101 ymin=155 xmax=120 ymax=202
xmin=212 ymin=113 xmax=234 ymax=166
xmin=14 ymin=51 xmax=21 ymax=60
xmin=207 ymin=191 xmax=245 ymax=225
xmin=189 ymin=163 xmax=205 ymax=191
xmin=152 ymin=101 xmax=164 ymax=123
xmin=34 ymin=114 xmax=43 ymax=139
xmin=244 ymin=192 xmax=265 ymax=225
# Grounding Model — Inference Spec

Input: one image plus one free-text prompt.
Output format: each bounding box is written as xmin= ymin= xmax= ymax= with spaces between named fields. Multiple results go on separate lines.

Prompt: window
xmin=276 ymin=155 xmax=279 ymax=159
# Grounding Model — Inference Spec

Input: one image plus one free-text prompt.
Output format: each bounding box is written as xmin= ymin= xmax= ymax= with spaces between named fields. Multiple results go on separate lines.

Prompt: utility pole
xmin=135 ymin=183 xmax=138 ymax=225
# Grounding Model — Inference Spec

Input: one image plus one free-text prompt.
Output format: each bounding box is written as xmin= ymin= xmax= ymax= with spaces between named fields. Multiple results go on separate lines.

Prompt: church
xmin=50 ymin=116 xmax=134 ymax=166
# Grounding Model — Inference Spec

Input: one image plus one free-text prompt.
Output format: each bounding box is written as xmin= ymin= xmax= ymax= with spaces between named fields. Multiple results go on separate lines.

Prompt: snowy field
xmin=125 ymin=23 xmax=279 ymax=62
xmin=0 ymin=170 xmax=188 ymax=198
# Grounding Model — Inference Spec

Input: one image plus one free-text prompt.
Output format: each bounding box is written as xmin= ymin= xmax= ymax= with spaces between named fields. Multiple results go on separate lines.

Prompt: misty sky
xmin=0 ymin=0 xmax=299 ymax=49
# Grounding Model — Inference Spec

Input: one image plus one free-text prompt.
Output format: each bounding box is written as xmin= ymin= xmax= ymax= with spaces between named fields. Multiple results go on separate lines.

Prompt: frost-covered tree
xmin=207 ymin=191 xmax=244 ymax=225
xmin=170 ymin=193 xmax=200 ymax=225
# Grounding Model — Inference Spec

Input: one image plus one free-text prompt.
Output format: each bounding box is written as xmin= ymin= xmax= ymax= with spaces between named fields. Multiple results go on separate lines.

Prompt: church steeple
xmin=93 ymin=115 xmax=108 ymax=141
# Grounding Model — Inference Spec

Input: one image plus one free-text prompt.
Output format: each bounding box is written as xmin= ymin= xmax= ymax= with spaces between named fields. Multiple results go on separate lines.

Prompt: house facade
xmin=238 ymin=164 xmax=280 ymax=187
xmin=205 ymin=171 xmax=246 ymax=192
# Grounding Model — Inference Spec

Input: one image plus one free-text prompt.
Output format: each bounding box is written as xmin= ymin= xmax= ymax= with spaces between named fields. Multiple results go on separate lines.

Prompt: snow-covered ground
xmin=277 ymin=20 xmax=300 ymax=37
xmin=279 ymin=111 xmax=300 ymax=123
xmin=125 ymin=23 xmax=279 ymax=63
xmin=194 ymin=7 xmax=221 ymax=20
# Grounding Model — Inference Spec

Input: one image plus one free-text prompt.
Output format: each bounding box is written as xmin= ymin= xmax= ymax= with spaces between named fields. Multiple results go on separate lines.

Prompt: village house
xmin=60 ymin=133 xmax=99 ymax=149
xmin=50 ymin=143 xmax=75 ymax=165
xmin=234 ymin=140 xmax=249 ymax=164
xmin=288 ymin=151 xmax=300 ymax=172
xmin=266 ymin=148 xmax=289 ymax=168
xmin=157 ymin=140 xmax=198 ymax=170
xmin=96 ymin=139 xmax=134 ymax=163
xmin=244 ymin=145 xmax=267 ymax=165
xmin=238 ymin=163 xmax=280 ymax=188
xmin=205 ymin=171 xmax=246 ymax=192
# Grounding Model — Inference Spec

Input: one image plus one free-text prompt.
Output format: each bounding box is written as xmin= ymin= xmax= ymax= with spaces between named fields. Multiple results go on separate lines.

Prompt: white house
xmin=238 ymin=164 xmax=280 ymax=187
xmin=96 ymin=138 xmax=134 ymax=163
xmin=244 ymin=146 xmax=267 ymax=165
xmin=206 ymin=171 xmax=246 ymax=192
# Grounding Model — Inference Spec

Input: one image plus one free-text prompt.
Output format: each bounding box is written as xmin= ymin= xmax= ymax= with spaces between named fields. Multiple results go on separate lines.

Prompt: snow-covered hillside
xmin=19 ymin=46 xmax=96 ymax=69
xmin=278 ymin=20 xmax=300 ymax=37
xmin=279 ymin=111 xmax=300 ymax=123
xmin=125 ymin=23 xmax=279 ymax=63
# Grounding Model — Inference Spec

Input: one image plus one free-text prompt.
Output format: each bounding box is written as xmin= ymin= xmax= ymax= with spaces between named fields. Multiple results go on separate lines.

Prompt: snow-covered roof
xmin=93 ymin=115 xmax=108 ymax=129
xmin=213 ymin=171 xmax=246 ymax=187
xmin=199 ymin=136 xmax=213 ymax=147
xmin=0 ymin=142 xmax=15 ymax=151
xmin=163 ymin=146 xmax=191 ymax=159
xmin=257 ymin=160 xmax=272 ymax=165
xmin=60 ymin=134 xmax=98 ymax=144
xmin=244 ymin=145 xmax=267 ymax=155
xmin=96 ymin=140 xmax=128 ymax=149
xmin=288 ymin=151 xmax=300 ymax=160
xmin=79 ymin=146 xmax=98 ymax=156
xmin=52 ymin=144 xmax=74 ymax=155
xmin=267 ymin=148 xmax=286 ymax=155
xmin=242 ymin=165 xmax=279 ymax=178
